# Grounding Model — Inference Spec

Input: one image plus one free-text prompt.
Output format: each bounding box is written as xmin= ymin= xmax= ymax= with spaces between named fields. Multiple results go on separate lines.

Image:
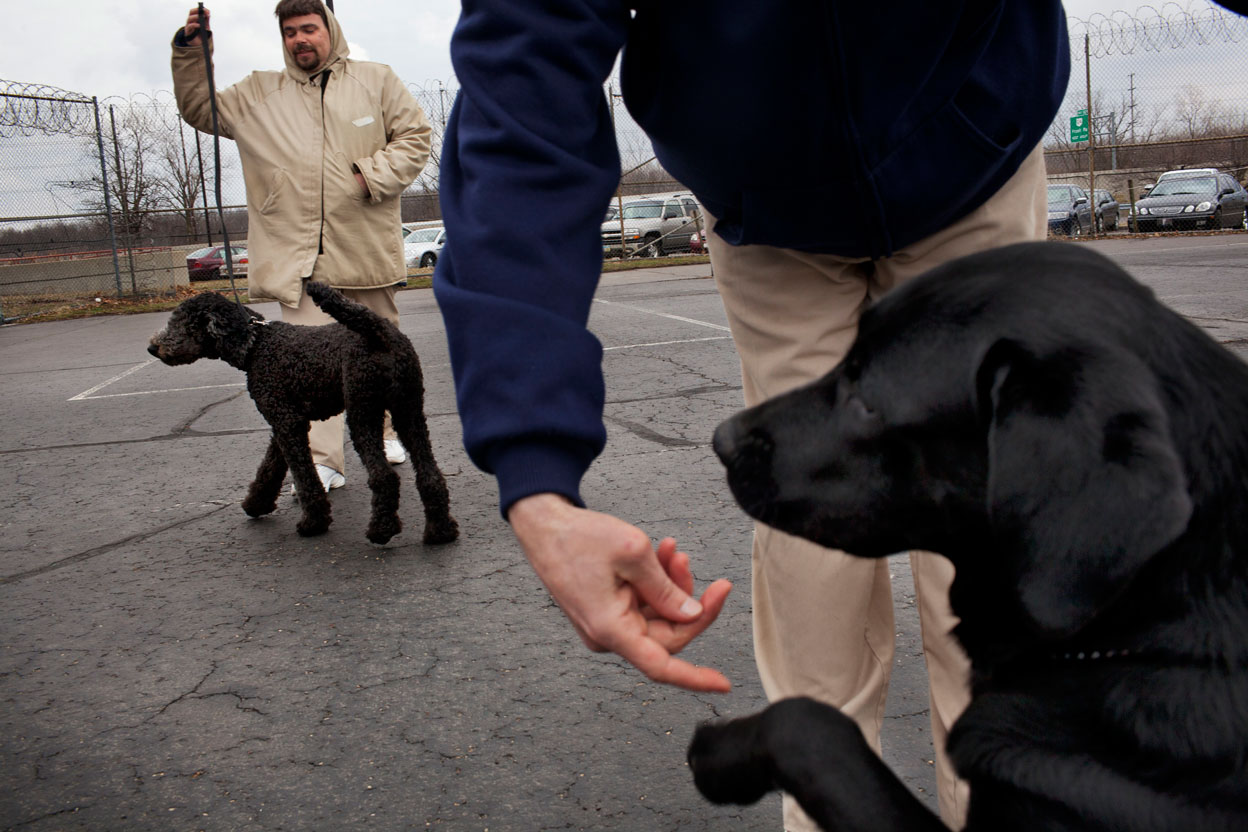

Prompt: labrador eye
xmin=847 ymin=396 xmax=878 ymax=421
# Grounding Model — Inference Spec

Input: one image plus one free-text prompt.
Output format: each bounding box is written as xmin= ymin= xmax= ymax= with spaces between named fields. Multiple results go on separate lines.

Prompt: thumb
xmin=622 ymin=537 xmax=703 ymax=622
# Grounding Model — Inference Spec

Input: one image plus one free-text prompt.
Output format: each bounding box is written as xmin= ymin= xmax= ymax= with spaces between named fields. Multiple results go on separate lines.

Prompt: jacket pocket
xmin=258 ymin=169 xmax=290 ymax=216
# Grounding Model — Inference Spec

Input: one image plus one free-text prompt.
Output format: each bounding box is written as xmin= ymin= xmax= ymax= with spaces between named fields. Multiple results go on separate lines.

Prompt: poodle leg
xmin=274 ymin=420 xmax=332 ymax=536
xmin=391 ymin=400 xmax=458 ymax=544
xmin=347 ymin=406 xmax=402 ymax=544
xmin=242 ymin=434 xmax=288 ymax=517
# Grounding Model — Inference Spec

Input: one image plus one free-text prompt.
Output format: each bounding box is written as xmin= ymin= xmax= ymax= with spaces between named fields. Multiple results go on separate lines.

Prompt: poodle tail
xmin=305 ymin=282 xmax=397 ymax=352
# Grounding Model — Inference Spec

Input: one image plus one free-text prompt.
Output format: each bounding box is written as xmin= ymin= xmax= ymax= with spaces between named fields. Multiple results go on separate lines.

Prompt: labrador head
xmin=714 ymin=243 xmax=1193 ymax=640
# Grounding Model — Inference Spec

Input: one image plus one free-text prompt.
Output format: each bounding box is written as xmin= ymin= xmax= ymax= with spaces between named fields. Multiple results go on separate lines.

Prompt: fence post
xmin=108 ymin=105 xmax=138 ymax=293
xmin=91 ymin=97 xmax=124 ymax=297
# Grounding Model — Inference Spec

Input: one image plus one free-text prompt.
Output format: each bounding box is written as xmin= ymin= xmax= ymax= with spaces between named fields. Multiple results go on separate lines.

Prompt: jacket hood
xmin=281 ymin=2 xmax=349 ymax=82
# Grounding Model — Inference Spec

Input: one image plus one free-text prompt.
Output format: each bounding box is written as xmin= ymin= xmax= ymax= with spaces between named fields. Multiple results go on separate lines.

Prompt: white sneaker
xmin=291 ymin=464 xmax=346 ymax=496
xmin=384 ymin=439 xmax=407 ymax=465
xmin=317 ymin=464 xmax=346 ymax=490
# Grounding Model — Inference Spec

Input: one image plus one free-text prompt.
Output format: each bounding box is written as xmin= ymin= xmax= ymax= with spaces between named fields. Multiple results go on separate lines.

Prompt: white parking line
xmin=68 ymin=358 xmax=244 ymax=401
xmin=593 ymin=298 xmax=732 ymax=332
xmin=603 ymin=336 xmax=731 ymax=351
xmin=68 ymin=359 xmax=158 ymax=401
xmin=77 ymin=383 xmax=246 ymax=401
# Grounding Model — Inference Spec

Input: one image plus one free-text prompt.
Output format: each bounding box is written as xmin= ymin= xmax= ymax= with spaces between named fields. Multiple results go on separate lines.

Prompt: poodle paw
xmin=367 ymin=515 xmax=402 ymax=545
xmin=423 ymin=517 xmax=460 ymax=545
xmin=242 ymin=495 xmax=278 ymax=517
xmin=296 ymin=513 xmax=332 ymax=537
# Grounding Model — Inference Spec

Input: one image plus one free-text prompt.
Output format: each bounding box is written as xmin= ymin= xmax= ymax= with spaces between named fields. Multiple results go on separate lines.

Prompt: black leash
xmin=196 ymin=3 xmax=242 ymax=305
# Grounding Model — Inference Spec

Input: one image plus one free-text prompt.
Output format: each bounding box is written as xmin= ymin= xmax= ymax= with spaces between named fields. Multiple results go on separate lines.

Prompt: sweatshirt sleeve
xmin=434 ymin=0 xmax=631 ymax=517
xmin=352 ymin=67 xmax=433 ymax=202
xmin=170 ymin=29 xmax=240 ymax=139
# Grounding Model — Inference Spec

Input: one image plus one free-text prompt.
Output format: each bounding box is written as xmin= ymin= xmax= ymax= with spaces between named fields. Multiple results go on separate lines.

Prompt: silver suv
xmin=602 ymin=192 xmax=704 ymax=257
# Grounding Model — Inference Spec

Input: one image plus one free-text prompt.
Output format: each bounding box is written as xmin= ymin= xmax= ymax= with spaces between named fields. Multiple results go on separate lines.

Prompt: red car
xmin=186 ymin=245 xmax=248 ymax=281
xmin=689 ymin=229 xmax=708 ymax=254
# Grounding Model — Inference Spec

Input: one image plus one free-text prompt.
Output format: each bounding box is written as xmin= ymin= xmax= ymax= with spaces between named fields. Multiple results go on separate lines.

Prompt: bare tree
xmin=156 ymin=121 xmax=206 ymax=241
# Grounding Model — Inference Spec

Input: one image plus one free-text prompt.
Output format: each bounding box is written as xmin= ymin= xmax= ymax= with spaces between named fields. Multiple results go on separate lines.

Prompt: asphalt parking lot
xmin=2 ymin=235 xmax=1246 ymax=831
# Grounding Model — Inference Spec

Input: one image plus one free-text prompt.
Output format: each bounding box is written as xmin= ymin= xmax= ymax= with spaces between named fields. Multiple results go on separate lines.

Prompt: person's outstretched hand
xmin=508 ymin=493 xmax=733 ymax=692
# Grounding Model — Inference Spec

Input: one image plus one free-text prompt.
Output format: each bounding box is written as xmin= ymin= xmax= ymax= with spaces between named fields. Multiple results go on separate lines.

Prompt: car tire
xmin=420 ymin=252 xmax=437 ymax=268
xmin=639 ymin=234 xmax=660 ymax=258
xmin=1068 ymin=219 xmax=1082 ymax=237
xmin=1211 ymin=209 xmax=1222 ymax=230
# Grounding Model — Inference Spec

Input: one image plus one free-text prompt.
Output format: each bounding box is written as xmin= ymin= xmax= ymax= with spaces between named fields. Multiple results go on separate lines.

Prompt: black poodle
xmin=148 ymin=284 xmax=458 ymax=545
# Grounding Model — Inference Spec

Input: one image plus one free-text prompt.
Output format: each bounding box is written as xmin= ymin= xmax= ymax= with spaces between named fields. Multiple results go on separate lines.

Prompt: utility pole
xmin=1128 ymin=73 xmax=1137 ymax=143
xmin=1085 ymin=34 xmax=1096 ymax=233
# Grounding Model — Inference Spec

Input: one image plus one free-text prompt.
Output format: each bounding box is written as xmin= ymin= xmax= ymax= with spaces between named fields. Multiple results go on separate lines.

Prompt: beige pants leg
xmin=710 ymin=144 xmax=1047 ymax=831
xmin=280 ymin=281 xmax=401 ymax=475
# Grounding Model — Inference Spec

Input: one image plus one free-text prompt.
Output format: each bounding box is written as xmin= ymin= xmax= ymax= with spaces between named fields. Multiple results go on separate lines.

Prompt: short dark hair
xmin=274 ymin=0 xmax=328 ymax=27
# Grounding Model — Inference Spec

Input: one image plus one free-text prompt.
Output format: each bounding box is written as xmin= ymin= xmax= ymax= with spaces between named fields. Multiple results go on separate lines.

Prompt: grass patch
xmin=2 ymin=269 xmax=436 ymax=325
xmin=0 ymin=255 xmax=711 ymax=325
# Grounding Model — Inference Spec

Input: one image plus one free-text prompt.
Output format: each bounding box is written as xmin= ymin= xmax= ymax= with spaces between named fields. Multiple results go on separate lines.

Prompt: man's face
xmin=281 ymin=14 xmax=331 ymax=73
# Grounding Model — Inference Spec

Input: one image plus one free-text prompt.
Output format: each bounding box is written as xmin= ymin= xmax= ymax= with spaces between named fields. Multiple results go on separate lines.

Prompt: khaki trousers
xmin=281 ymin=281 xmax=401 ymax=475
xmin=710 ymin=145 xmax=1048 ymax=831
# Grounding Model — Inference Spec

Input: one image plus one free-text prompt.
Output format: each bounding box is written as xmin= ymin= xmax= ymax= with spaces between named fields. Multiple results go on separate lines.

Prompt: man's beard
xmin=293 ymin=49 xmax=321 ymax=69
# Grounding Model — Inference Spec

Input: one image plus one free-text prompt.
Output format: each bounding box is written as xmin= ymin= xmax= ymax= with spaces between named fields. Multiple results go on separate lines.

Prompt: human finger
xmin=608 ymin=628 xmax=731 ymax=692
xmin=645 ymin=578 xmax=733 ymax=656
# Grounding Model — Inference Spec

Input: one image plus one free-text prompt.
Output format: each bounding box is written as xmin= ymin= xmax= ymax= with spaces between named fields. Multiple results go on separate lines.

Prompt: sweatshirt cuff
xmin=489 ymin=440 xmax=592 ymax=520
xmin=173 ymin=27 xmax=210 ymax=49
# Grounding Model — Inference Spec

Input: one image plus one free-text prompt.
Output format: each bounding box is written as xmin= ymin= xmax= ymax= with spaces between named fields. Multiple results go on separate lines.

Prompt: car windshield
xmin=187 ymin=246 xmax=215 ymax=259
xmin=622 ymin=203 xmax=663 ymax=219
xmin=406 ymin=228 xmax=442 ymax=242
xmin=1045 ymin=186 xmax=1075 ymax=205
xmin=1148 ymin=177 xmax=1217 ymax=197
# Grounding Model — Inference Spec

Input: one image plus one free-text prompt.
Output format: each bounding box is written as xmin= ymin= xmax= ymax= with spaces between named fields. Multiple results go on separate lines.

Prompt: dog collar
xmin=1050 ymin=648 xmax=1135 ymax=662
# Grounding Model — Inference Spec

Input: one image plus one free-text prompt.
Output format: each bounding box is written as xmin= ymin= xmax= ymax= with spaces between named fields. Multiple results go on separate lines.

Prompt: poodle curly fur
xmin=148 ymin=284 xmax=458 ymax=545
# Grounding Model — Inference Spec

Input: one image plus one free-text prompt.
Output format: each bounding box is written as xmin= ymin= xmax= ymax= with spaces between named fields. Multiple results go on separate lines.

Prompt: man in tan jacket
xmin=172 ymin=0 xmax=433 ymax=491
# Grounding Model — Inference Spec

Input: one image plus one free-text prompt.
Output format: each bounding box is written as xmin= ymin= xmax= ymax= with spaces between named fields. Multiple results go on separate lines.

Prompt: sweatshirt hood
xmin=282 ymin=2 xmax=349 ymax=82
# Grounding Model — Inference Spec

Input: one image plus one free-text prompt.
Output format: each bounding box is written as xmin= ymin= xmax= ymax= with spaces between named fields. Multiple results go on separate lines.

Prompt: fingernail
xmin=679 ymin=597 xmax=703 ymax=617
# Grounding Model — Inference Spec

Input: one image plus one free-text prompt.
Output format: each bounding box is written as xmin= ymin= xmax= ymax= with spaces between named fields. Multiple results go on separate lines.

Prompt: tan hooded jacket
xmin=171 ymin=6 xmax=431 ymax=307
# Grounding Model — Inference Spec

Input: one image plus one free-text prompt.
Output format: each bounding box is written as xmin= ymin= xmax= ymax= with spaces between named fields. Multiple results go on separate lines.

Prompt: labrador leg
xmin=689 ymin=698 xmax=947 ymax=832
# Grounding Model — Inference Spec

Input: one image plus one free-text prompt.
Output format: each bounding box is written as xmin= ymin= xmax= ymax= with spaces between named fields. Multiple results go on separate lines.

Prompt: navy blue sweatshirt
xmin=435 ymin=1 xmax=1071 ymax=516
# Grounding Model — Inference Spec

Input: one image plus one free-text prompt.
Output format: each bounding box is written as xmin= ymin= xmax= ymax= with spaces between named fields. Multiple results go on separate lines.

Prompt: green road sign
xmin=1070 ymin=111 xmax=1089 ymax=143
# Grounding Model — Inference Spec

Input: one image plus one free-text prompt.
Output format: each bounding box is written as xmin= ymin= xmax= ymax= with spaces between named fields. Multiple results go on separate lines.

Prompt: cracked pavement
xmin=3 ymin=239 xmax=1244 ymax=831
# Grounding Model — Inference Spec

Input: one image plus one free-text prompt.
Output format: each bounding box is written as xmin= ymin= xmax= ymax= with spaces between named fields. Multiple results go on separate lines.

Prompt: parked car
xmin=1132 ymin=172 xmax=1248 ymax=233
xmin=403 ymin=226 xmax=446 ymax=268
xmin=1046 ymin=184 xmax=1093 ymax=237
xmin=1141 ymin=168 xmax=1224 ymax=197
xmin=185 ymin=245 xmax=248 ymax=281
xmin=602 ymin=192 xmax=703 ymax=256
xmin=1092 ymin=189 xmax=1120 ymax=232
xmin=689 ymin=229 xmax=709 ymax=254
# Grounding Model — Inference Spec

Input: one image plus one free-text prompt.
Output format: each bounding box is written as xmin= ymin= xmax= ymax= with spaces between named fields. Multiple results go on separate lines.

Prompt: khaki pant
xmin=281 ymin=281 xmax=401 ymax=475
xmin=710 ymin=145 xmax=1048 ymax=831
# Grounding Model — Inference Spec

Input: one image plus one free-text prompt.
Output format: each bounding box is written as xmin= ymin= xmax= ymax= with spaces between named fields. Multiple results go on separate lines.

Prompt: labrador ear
xmin=978 ymin=339 xmax=1192 ymax=636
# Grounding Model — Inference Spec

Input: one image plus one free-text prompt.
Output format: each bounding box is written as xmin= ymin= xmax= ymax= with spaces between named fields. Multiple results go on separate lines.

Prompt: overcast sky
xmin=0 ymin=0 xmax=1189 ymax=101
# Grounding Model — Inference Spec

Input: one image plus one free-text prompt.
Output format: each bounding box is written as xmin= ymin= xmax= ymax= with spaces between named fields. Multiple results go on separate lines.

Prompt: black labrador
xmin=689 ymin=242 xmax=1248 ymax=830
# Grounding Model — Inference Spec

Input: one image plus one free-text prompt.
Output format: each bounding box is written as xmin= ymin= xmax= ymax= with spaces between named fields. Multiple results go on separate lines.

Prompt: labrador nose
xmin=147 ymin=343 xmax=160 ymax=357
xmin=713 ymin=417 xmax=775 ymax=473
xmin=712 ymin=418 xmax=745 ymax=466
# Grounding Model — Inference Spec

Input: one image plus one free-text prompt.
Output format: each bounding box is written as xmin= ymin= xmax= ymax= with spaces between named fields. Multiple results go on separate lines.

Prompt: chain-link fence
xmin=3 ymin=2 xmax=1247 ymax=322
xmin=1046 ymin=3 xmax=1248 ymax=236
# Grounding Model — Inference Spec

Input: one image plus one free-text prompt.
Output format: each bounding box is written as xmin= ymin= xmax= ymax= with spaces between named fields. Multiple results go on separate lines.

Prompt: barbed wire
xmin=1069 ymin=1 xmax=1248 ymax=59
xmin=0 ymin=80 xmax=94 ymax=139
